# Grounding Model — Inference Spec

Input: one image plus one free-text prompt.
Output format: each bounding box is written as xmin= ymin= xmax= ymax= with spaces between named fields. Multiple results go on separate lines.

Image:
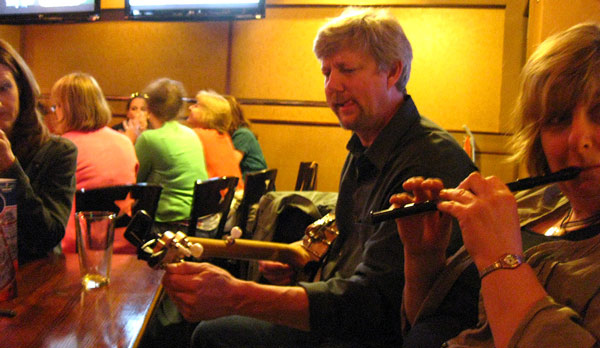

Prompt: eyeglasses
xmin=130 ymin=92 xmax=149 ymax=99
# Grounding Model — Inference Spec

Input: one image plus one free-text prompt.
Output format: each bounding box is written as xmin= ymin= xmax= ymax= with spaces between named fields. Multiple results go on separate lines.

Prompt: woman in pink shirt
xmin=49 ymin=72 xmax=139 ymax=253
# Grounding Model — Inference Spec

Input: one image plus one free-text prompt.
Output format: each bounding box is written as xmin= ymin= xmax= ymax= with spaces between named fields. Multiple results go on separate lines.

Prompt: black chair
xmin=235 ymin=168 xmax=277 ymax=236
xmin=75 ymin=183 xmax=163 ymax=228
xmin=187 ymin=176 xmax=239 ymax=239
xmin=295 ymin=161 xmax=318 ymax=191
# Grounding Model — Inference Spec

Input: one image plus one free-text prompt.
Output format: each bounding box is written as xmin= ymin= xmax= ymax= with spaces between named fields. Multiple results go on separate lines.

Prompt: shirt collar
xmin=346 ymin=95 xmax=419 ymax=171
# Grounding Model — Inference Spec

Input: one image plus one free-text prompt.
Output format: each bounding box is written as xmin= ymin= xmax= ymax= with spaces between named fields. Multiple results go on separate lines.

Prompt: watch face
xmin=503 ymin=254 xmax=522 ymax=268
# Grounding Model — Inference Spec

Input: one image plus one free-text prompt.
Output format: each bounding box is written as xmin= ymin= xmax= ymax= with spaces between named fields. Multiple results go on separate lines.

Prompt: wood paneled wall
xmin=228 ymin=2 xmax=525 ymax=190
xmin=527 ymin=0 xmax=600 ymax=58
xmin=22 ymin=21 xmax=231 ymax=101
xmin=3 ymin=0 xmax=589 ymax=191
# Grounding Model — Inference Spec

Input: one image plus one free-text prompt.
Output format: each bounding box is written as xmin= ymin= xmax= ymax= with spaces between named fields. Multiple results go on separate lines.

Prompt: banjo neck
xmin=186 ymin=237 xmax=313 ymax=270
xmin=144 ymin=213 xmax=339 ymax=274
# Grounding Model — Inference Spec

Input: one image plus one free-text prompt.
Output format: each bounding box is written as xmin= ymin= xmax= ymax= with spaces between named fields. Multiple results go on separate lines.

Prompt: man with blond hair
xmin=162 ymin=7 xmax=477 ymax=347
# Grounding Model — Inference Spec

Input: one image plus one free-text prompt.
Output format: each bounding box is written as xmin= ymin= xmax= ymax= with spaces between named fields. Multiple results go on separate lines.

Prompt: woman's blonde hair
xmin=194 ymin=90 xmax=232 ymax=133
xmin=313 ymin=7 xmax=413 ymax=94
xmin=51 ymin=72 xmax=111 ymax=132
xmin=510 ymin=22 xmax=600 ymax=175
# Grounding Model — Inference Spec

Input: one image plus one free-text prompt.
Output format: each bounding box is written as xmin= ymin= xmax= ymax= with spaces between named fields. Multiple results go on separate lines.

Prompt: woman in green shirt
xmin=135 ymin=78 xmax=208 ymax=231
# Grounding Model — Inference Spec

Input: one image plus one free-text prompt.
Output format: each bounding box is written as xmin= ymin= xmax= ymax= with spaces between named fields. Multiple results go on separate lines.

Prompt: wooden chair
xmin=235 ymin=168 xmax=277 ymax=236
xmin=184 ymin=176 xmax=239 ymax=276
xmin=228 ymin=168 xmax=277 ymax=278
xmin=75 ymin=183 xmax=163 ymax=228
xmin=295 ymin=161 xmax=318 ymax=191
xmin=187 ymin=176 xmax=239 ymax=239
xmin=74 ymin=183 xmax=162 ymax=254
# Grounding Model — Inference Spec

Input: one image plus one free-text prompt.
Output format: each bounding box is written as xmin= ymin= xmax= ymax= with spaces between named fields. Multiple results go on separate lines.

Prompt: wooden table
xmin=0 ymin=253 xmax=164 ymax=348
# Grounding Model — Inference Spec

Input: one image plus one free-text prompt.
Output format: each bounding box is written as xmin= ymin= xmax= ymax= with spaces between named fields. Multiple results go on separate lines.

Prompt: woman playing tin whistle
xmin=392 ymin=22 xmax=600 ymax=348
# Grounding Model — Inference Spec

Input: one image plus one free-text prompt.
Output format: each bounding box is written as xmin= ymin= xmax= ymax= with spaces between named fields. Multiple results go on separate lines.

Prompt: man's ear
xmin=387 ymin=61 xmax=403 ymax=89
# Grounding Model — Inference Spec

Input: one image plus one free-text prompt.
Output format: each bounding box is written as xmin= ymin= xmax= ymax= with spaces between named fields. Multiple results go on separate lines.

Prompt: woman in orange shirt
xmin=187 ymin=90 xmax=243 ymax=190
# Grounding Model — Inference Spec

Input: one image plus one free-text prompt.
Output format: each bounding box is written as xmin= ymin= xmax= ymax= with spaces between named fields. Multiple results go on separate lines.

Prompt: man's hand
xmin=162 ymin=261 xmax=311 ymax=331
xmin=162 ymin=261 xmax=245 ymax=322
xmin=258 ymin=260 xmax=296 ymax=285
xmin=0 ymin=130 xmax=16 ymax=172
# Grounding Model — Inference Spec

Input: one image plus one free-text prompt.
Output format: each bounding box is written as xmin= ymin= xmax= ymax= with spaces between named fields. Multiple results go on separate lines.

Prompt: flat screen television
xmin=0 ymin=0 xmax=100 ymax=24
xmin=125 ymin=0 xmax=266 ymax=21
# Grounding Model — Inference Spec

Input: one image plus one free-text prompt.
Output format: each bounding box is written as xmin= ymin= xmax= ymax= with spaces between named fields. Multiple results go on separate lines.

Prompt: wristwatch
xmin=479 ymin=253 xmax=524 ymax=279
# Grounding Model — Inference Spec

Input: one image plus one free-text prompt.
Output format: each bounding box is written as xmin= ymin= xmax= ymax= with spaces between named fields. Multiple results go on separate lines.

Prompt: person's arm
xmin=162 ymin=261 xmax=310 ymax=330
xmin=135 ymin=133 xmax=152 ymax=182
xmin=6 ymin=137 xmax=77 ymax=261
xmin=232 ymin=128 xmax=267 ymax=172
xmin=507 ymin=295 xmax=599 ymax=347
xmin=390 ymin=177 xmax=453 ymax=325
xmin=438 ymin=172 xmax=546 ymax=348
xmin=233 ymin=149 xmax=244 ymax=164
xmin=477 ymin=265 xmax=547 ymax=348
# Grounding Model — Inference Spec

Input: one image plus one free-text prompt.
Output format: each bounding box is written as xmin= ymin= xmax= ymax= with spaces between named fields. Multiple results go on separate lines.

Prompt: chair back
xmin=462 ymin=124 xmax=476 ymax=163
xmin=188 ymin=176 xmax=239 ymax=238
xmin=295 ymin=161 xmax=318 ymax=191
xmin=75 ymin=183 xmax=163 ymax=228
xmin=237 ymin=168 xmax=277 ymax=235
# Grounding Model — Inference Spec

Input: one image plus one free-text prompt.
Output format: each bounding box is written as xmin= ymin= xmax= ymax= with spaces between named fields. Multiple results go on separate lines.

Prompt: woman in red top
xmin=50 ymin=72 xmax=139 ymax=254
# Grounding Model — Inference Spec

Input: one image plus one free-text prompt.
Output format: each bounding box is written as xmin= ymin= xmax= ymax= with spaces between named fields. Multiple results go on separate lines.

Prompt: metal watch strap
xmin=479 ymin=253 xmax=524 ymax=279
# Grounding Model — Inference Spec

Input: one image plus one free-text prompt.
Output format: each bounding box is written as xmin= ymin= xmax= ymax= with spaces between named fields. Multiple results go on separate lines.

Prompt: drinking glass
xmin=75 ymin=211 xmax=115 ymax=290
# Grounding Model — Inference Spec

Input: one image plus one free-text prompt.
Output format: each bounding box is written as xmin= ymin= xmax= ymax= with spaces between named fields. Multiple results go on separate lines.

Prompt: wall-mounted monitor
xmin=125 ymin=0 xmax=266 ymax=21
xmin=0 ymin=0 xmax=100 ymax=24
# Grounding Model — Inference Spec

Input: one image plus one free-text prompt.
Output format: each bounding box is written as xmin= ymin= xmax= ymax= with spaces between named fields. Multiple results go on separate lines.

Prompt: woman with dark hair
xmin=0 ymin=39 xmax=77 ymax=264
xmin=224 ymin=95 xmax=267 ymax=177
xmin=113 ymin=92 xmax=149 ymax=143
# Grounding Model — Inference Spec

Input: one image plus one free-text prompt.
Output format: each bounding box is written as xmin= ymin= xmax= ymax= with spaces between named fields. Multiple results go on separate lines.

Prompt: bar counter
xmin=1 ymin=253 xmax=164 ymax=348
